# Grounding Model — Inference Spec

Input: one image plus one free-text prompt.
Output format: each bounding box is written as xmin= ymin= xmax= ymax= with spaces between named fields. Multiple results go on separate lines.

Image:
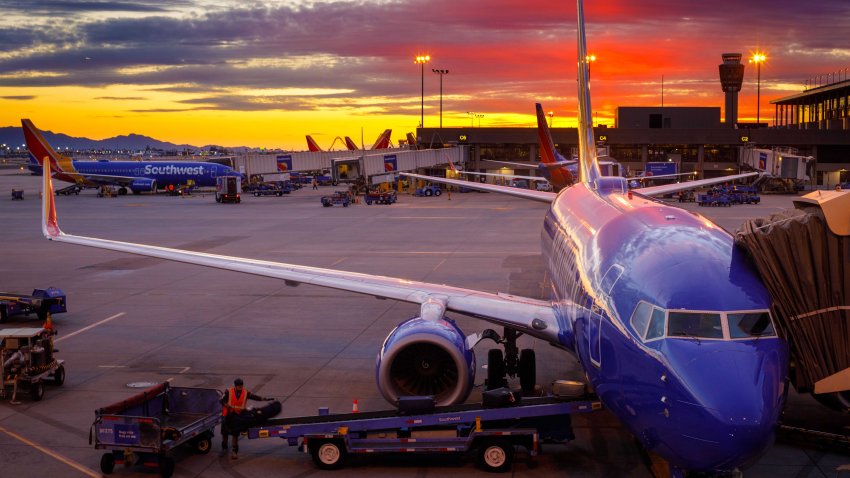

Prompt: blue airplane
xmin=22 ymin=119 xmax=239 ymax=194
xmin=36 ymin=1 xmax=791 ymax=475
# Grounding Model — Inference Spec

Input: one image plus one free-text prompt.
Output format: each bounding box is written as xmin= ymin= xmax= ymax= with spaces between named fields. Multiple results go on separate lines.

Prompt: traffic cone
xmin=352 ymin=399 xmax=359 ymax=413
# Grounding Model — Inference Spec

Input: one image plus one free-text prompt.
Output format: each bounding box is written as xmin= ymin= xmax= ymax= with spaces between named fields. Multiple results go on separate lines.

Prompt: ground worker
xmin=220 ymin=378 xmax=274 ymax=458
xmin=312 ymin=178 xmax=318 ymax=190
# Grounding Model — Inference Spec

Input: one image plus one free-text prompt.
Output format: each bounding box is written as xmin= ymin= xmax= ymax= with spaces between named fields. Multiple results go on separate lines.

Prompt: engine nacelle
xmin=376 ymin=316 xmax=475 ymax=407
xmin=129 ymin=178 xmax=157 ymax=193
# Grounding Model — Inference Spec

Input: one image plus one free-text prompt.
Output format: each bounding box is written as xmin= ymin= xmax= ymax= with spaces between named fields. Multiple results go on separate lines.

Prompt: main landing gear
xmin=481 ymin=328 xmax=536 ymax=394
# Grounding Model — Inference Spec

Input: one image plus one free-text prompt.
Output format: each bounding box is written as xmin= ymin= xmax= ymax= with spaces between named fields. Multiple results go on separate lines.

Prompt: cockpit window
xmin=668 ymin=312 xmax=723 ymax=339
xmin=728 ymin=312 xmax=776 ymax=338
xmin=645 ymin=307 xmax=666 ymax=340
xmin=629 ymin=301 xmax=652 ymax=338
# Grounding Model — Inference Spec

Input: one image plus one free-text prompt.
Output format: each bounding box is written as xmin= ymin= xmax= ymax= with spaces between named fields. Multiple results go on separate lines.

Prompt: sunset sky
xmin=1 ymin=0 xmax=848 ymax=150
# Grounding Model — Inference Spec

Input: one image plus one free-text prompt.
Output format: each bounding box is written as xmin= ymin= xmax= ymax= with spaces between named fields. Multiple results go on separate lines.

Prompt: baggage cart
xmin=92 ymin=382 xmax=222 ymax=477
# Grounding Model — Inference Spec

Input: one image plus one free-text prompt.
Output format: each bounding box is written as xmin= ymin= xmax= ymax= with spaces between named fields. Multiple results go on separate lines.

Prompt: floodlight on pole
xmin=547 ymin=111 xmax=554 ymax=127
xmin=432 ymin=69 xmax=449 ymax=128
xmin=414 ymin=54 xmax=430 ymax=128
xmin=749 ymin=52 xmax=766 ymax=126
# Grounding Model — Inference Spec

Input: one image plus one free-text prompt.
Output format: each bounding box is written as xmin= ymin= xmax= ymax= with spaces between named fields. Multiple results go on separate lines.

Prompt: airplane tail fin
xmin=306 ymin=135 xmax=323 ymax=152
xmin=575 ymin=0 xmax=601 ymax=185
xmin=21 ymin=119 xmax=70 ymax=173
xmin=535 ymin=104 xmax=574 ymax=188
xmin=406 ymin=132 xmax=417 ymax=147
xmin=372 ymin=129 xmax=392 ymax=149
xmin=41 ymin=159 xmax=61 ymax=238
xmin=344 ymin=136 xmax=358 ymax=151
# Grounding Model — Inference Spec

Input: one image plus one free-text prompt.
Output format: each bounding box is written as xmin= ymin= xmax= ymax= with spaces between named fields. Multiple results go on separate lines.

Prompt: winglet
xmin=575 ymin=0 xmax=601 ymax=185
xmin=42 ymin=159 xmax=62 ymax=239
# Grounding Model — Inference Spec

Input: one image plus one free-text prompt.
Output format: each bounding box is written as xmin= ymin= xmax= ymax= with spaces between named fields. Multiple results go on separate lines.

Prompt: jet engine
xmin=129 ymin=178 xmax=157 ymax=194
xmin=376 ymin=317 xmax=475 ymax=407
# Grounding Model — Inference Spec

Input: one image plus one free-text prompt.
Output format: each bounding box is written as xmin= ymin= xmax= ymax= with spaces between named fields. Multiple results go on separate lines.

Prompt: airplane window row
xmin=629 ymin=301 xmax=776 ymax=342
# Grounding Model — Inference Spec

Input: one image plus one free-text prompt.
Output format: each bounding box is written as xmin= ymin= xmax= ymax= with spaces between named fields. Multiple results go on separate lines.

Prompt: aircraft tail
xmin=406 ymin=132 xmax=417 ymax=147
xmin=306 ymin=135 xmax=323 ymax=152
xmin=535 ymin=104 xmax=574 ymax=188
xmin=575 ymin=0 xmax=601 ymax=185
xmin=344 ymin=136 xmax=358 ymax=151
xmin=21 ymin=119 xmax=72 ymax=173
xmin=372 ymin=129 xmax=392 ymax=149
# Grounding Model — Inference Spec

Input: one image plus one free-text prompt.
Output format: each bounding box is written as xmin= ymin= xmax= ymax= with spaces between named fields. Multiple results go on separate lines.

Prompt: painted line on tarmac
xmin=56 ymin=312 xmax=126 ymax=343
xmin=0 ymin=425 xmax=100 ymax=478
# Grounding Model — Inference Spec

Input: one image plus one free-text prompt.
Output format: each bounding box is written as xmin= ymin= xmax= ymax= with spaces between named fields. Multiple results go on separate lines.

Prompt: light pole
xmin=750 ymin=52 xmax=766 ymax=126
xmin=414 ymin=54 xmax=430 ymax=128
xmin=466 ymin=111 xmax=475 ymax=127
xmin=547 ymin=111 xmax=554 ymax=127
xmin=476 ymin=114 xmax=484 ymax=128
xmin=432 ymin=69 xmax=449 ymax=128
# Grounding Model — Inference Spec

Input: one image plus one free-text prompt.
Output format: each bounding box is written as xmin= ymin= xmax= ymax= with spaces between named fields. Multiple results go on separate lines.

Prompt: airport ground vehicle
xmin=414 ymin=185 xmax=442 ymax=197
xmin=11 ymin=189 xmax=24 ymax=200
xmin=215 ymin=176 xmax=241 ymax=203
xmin=56 ymin=184 xmax=83 ymax=196
xmin=321 ymin=191 xmax=352 ymax=207
xmin=364 ymin=190 xmax=397 ymax=205
xmin=0 ymin=287 xmax=66 ymax=323
xmin=247 ymin=392 xmax=599 ymax=472
xmin=92 ymin=382 xmax=221 ymax=478
xmin=0 ymin=327 xmax=64 ymax=402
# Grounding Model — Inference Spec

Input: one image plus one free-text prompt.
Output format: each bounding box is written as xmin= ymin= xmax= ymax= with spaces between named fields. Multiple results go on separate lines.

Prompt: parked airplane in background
xmin=37 ymin=1 xmax=785 ymax=475
xmin=343 ymin=129 xmax=393 ymax=151
xmin=306 ymin=135 xmax=323 ymax=152
xmin=23 ymin=120 xmax=239 ymax=194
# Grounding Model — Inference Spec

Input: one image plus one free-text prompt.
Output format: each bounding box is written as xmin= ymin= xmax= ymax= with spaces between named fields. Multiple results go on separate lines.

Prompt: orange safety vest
xmin=222 ymin=388 xmax=248 ymax=417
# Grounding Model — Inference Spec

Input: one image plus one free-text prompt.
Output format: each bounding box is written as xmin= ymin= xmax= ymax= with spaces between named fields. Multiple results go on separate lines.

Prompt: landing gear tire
xmin=487 ymin=349 xmax=506 ymax=390
xmin=519 ymin=348 xmax=536 ymax=394
xmin=118 ymin=187 xmax=128 ymax=195
xmin=477 ymin=438 xmax=514 ymax=472
xmin=311 ymin=440 xmax=347 ymax=470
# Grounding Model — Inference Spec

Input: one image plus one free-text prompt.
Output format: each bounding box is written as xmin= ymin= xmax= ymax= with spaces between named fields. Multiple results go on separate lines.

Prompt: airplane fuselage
xmin=542 ymin=177 xmax=788 ymax=473
xmin=72 ymin=160 xmax=236 ymax=188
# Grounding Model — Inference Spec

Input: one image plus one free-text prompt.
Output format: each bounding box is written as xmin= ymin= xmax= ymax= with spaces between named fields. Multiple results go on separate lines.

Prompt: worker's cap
xmin=234 ymin=378 xmax=244 ymax=386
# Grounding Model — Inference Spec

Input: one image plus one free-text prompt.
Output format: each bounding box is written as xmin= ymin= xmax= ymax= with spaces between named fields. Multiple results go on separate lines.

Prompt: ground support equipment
xmin=92 ymin=382 xmax=222 ymax=478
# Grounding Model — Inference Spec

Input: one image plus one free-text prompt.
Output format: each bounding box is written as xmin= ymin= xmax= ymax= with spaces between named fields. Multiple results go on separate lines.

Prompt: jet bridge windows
xmin=629 ymin=301 xmax=777 ymax=342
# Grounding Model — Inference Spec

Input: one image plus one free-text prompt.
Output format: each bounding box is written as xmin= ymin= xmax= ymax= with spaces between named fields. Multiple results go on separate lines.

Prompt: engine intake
xmin=376 ymin=317 xmax=475 ymax=407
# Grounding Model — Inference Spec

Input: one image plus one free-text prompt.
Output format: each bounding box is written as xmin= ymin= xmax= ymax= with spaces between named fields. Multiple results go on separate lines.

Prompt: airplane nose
xmin=668 ymin=346 xmax=786 ymax=471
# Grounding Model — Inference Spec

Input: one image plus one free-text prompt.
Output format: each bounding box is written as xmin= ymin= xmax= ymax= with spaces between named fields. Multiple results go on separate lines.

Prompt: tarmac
xmin=0 ymin=168 xmax=848 ymax=477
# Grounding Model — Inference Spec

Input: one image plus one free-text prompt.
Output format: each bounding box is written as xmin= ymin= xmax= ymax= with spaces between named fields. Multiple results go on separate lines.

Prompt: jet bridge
xmin=735 ymin=190 xmax=850 ymax=407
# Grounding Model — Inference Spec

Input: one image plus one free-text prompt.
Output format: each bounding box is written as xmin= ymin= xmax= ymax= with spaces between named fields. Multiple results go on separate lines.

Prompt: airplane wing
xmin=59 ymin=171 xmax=139 ymax=187
xmin=636 ymin=172 xmax=759 ymax=197
xmin=40 ymin=161 xmax=560 ymax=344
xmin=482 ymin=159 xmax=575 ymax=169
xmin=402 ymin=172 xmax=556 ymax=203
xmin=455 ymin=170 xmax=549 ymax=183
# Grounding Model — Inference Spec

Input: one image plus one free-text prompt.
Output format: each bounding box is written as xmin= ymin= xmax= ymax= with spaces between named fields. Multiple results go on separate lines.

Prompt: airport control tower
xmin=719 ymin=53 xmax=745 ymax=127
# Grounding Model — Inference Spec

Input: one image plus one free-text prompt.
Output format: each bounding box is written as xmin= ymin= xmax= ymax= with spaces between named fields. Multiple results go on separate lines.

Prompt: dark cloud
xmin=1 ymin=95 xmax=35 ymax=100
xmin=1 ymin=0 xmax=848 ymax=118
xmin=95 ymin=96 xmax=146 ymax=100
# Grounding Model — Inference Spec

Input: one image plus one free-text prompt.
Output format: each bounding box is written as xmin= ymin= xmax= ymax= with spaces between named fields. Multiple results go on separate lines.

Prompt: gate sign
xmin=383 ymin=154 xmax=398 ymax=172
xmin=645 ymin=162 xmax=677 ymax=176
xmin=276 ymin=155 xmax=292 ymax=172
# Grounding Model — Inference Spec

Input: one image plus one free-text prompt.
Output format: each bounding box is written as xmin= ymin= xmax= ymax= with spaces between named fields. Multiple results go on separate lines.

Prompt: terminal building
xmin=418 ymin=56 xmax=850 ymax=189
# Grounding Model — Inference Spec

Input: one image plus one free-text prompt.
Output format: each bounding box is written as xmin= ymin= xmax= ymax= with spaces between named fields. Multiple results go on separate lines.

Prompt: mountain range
xmin=0 ymin=125 xmax=209 ymax=152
